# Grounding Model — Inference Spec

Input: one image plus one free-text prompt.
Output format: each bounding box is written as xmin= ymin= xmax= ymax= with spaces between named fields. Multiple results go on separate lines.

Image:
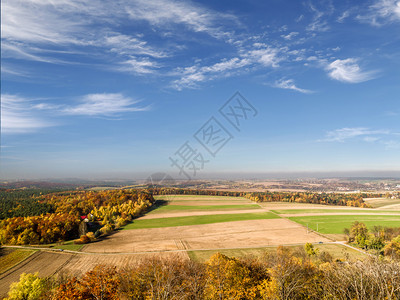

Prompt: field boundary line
xmin=1 ymin=242 xmax=369 ymax=256
xmin=0 ymin=251 xmax=41 ymax=281
xmin=0 ymin=249 xmax=37 ymax=277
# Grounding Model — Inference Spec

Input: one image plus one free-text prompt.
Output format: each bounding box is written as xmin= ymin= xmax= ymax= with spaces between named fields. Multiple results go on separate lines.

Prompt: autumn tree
xmin=384 ymin=235 xmax=400 ymax=259
xmin=205 ymin=253 xmax=264 ymax=299
xmin=350 ymin=221 xmax=369 ymax=248
xmin=305 ymin=243 xmax=319 ymax=256
xmin=6 ymin=272 xmax=47 ymax=300
xmin=51 ymin=265 xmax=120 ymax=300
xmin=263 ymin=246 xmax=320 ymax=300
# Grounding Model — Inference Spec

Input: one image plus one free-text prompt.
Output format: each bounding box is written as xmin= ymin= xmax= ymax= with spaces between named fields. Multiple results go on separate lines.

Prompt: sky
xmin=1 ymin=0 xmax=400 ymax=180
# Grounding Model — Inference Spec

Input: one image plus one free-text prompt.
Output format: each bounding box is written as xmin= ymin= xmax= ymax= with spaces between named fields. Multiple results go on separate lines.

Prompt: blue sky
xmin=1 ymin=0 xmax=400 ymax=180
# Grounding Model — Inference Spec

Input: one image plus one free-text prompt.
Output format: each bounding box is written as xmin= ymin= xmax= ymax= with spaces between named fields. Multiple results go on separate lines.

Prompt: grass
xmin=56 ymin=240 xmax=84 ymax=251
xmin=30 ymin=240 xmax=84 ymax=251
xmin=123 ymin=212 xmax=280 ymax=230
xmin=289 ymin=215 xmax=400 ymax=234
xmin=187 ymin=244 xmax=365 ymax=262
xmin=153 ymin=195 xmax=249 ymax=201
xmin=0 ymin=249 xmax=36 ymax=274
xmin=148 ymin=204 xmax=260 ymax=214
xmin=86 ymin=186 xmax=119 ymax=191
xmin=272 ymin=209 xmax=400 ymax=215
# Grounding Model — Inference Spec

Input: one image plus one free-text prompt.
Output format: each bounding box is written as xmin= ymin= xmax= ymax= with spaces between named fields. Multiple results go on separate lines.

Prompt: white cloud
xmin=244 ymin=47 xmax=282 ymax=67
xmin=62 ymin=93 xmax=149 ymax=116
xmin=1 ymin=64 xmax=30 ymax=77
xmin=118 ymin=57 xmax=160 ymax=75
xmin=172 ymin=45 xmax=282 ymax=89
xmin=172 ymin=57 xmax=250 ymax=89
xmin=322 ymin=127 xmax=390 ymax=142
xmin=103 ymin=34 xmax=167 ymax=58
xmin=384 ymin=140 xmax=400 ymax=149
xmin=363 ymin=136 xmax=380 ymax=142
xmin=1 ymin=92 xmax=150 ymax=134
xmin=1 ymin=0 xmax=234 ymax=72
xmin=358 ymin=0 xmax=400 ymax=25
xmin=1 ymin=0 xmax=86 ymax=45
xmin=325 ymin=58 xmax=377 ymax=83
xmin=306 ymin=3 xmax=332 ymax=32
xmin=125 ymin=0 xmax=236 ymax=40
xmin=1 ymin=94 xmax=52 ymax=133
xmin=281 ymin=32 xmax=299 ymax=40
xmin=337 ymin=10 xmax=351 ymax=23
xmin=274 ymin=79 xmax=313 ymax=93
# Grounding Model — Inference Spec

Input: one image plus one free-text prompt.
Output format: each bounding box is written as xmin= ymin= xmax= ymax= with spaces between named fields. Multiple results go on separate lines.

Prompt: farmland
xmin=289 ymin=215 xmax=400 ymax=234
xmin=2 ymin=192 xmax=400 ymax=298
xmin=122 ymin=212 xmax=279 ymax=230
xmin=0 ymin=248 xmax=36 ymax=274
xmin=364 ymin=197 xmax=400 ymax=208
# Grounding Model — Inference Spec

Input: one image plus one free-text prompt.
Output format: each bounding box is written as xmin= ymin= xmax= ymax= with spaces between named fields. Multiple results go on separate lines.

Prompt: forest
xmin=0 ymin=189 xmax=154 ymax=245
xmin=5 ymin=245 xmax=400 ymax=300
xmin=0 ymin=189 xmax=62 ymax=219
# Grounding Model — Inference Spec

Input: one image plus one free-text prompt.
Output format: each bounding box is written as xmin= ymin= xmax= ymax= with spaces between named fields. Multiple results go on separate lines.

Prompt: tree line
xmin=150 ymin=187 xmax=377 ymax=207
xmin=5 ymin=245 xmax=400 ymax=300
xmin=0 ymin=189 xmax=154 ymax=245
xmin=246 ymin=191 xmax=376 ymax=207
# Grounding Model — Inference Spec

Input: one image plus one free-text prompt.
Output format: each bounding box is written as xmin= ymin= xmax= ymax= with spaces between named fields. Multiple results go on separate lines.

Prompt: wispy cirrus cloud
xmin=357 ymin=0 xmax=400 ymax=26
xmin=2 ymin=93 xmax=150 ymax=134
xmin=1 ymin=0 xmax=235 ymax=64
xmin=321 ymin=127 xmax=390 ymax=142
xmin=325 ymin=58 xmax=377 ymax=83
xmin=320 ymin=127 xmax=400 ymax=150
xmin=172 ymin=45 xmax=282 ymax=90
xmin=1 ymin=94 xmax=52 ymax=134
xmin=62 ymin=93 xmax=150 ymax=116
xmin=306 ymin=2 xmax=333 ymax=32
xmin=104 ymin=34 xmax=168 ymax=58
xmin=124 ymin=0 xmax=237 ymax=40
xmin=117 ymin=57 xmax=160 ymax=75
xmin=274 ymin=79 xmax=313 ymax=93
xmin=281 ymin=32 xmax=299 ymax=40
xmin=171 ymin=57 xmax=250 ymax=89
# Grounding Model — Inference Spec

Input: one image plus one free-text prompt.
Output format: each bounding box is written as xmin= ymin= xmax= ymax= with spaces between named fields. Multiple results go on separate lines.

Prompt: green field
xmin=123 ymin=212 xmax=280 ymax=230
xmin=24 ymin=240 xmax=84 ymax=251
xmin=272 ymin=209 xmax=400 ymax=215
xmin=56 ymin=240 xmax=84 ymax=251
xmin=290 ymin=215 xmax=400 ymax=234
xmin=154 ymin=195 xmax=249 ymax=201
xmin=86 ymin=186 xmax=119 ymax=191
xmin=188 ymin=244 xmax=365 ymax=262
xmin=148 ymin=204 xmax=260 ymax=214
xmin=0 ymin=249 xmax=36 ymax=274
